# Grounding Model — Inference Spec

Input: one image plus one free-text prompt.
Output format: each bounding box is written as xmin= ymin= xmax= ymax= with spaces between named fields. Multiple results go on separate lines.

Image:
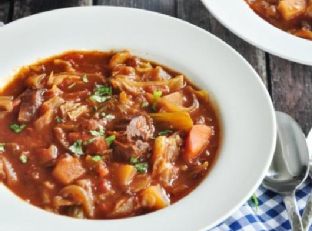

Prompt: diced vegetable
xmin=149 ymin=112 xmax=193 ymax=131
xmin=0 ymin=96 xmax=13 ymax=112
xmin=140 ymin=185 xmax=170 ymax=209
xmin=60 ymin=102 xmax=89 ymax=121
xmin=109 ymin=51 xmax=131 ymax=68
xmin=115 ymin=164 xmax=137 ymax=186
xmin=55 ymin=116 xmax=64 ymax=123
xmin=82 ymin=74 xmax=88 ymax=83
xmin=184 ymin=125 xmax=213 ymax=164
xmin=278 ymin=0 xmax=306 ymax=20
xmin=19 ymin=154 xmax=28 ymax=164
xmin=158 ymin=129 xmax=172 ymax=136
xmin=52 ymin=156 xmax=85 ymax=184
xmin=0 ymin=143 xmax=5 ymax=153
xmin=36 ymin=145 xmax=58 ymax=165
xmin=59 ymin=185 xmax=94 ymax=217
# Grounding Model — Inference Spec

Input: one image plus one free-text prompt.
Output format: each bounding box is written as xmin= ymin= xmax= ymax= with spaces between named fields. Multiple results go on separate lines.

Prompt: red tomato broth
xmin=0 ymin=50 xmax=221 ymax=219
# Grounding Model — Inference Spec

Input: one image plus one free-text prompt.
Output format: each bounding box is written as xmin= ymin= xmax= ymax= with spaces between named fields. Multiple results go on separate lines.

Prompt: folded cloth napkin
xmin=211 ymin=130 xmax=312 ymax=231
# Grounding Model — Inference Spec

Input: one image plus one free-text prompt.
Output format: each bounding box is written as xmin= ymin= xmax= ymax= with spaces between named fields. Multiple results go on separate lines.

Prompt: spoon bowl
xmin=263 ymin=111 xmax=309 ymax=231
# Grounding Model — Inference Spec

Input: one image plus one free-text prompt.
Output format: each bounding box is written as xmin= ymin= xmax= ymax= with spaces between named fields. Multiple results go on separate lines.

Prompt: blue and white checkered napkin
xmin=210 ymin=130 xmax=312 ymax=231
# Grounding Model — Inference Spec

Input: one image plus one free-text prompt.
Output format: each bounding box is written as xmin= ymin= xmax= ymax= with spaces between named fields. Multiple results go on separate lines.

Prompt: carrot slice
xmin=184 ymin=125 xmax=212 ymax=164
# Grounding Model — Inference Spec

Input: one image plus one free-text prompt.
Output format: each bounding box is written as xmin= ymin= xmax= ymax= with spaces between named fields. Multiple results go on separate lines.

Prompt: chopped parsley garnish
xmin=82 ymin=74 xmax=88 ymax=83
xmin=91 ymin=155 xmax=102 ymax=162
xmin=84 ymin=137 xmax=96 ymax=145
xmin=135 ymin=162 xmax=148 ymax=173
xmin=130 ymin=156 xmax=148 ymax=173
xmin=94 ymin=85 xmax=112 ymax=96
xmin=55 ymin=116 xmax=64 ymax=123
xmin=90 ymin=85 xmax=112 ymax=103
xmin=130 ymin=156 xmax=139 ymax=165
xmin=152 ymin=90 xmax=162 ymax=111
xmin=158 ymin=129 xmax=172 ymax=136
xmin=10 ymin=124 xmax=26 ymax=133
xmin=105 ymin=135 xmax=116 ymax=146
xmin=0 ymin=143 xmax=5 ymax=153
xmin=69 ymin=140 xmax=84 ymax=155
xmin=250 ymin=194 xmax=259 ymax=211
xmin=141 ymin=101 xmax=149 ymax=108
xmin=19 ymin=154 xmax=28 ymax=164
xmin=90 ymin=95 xmax=111 ymax=103
xmin=90 ymin=127 xmax=105 ymax=137
xmin=153 ymin=90 xmax=162 ymax=99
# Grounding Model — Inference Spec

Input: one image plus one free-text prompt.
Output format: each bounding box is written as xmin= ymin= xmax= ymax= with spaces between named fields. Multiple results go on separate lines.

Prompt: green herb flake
xmin=129 ymin=156 xmax=148 ymax=173
xmin=84 ymin=137 xmax=96 ymax=145
xmin=0 ymin=143 xmax=5 ymax=153
xmin=82 ymin=74 xmax=88 ymax=83
xmin=91 ymin=155 xmax=102 ymax=162
xmin=89 ymin=95 xmax=111 ymax=103
xmin=153 ymin=90 xmax=162 ymax=99
xmin=19 ymin=154 xmax=28 ymax=164
xmin=250 ymin=194 xmax=259 ymax=211
xmin=10 ymin=124 xmax=26 ymax=133
xmin=69 ymin=140 xmax=84 ymax=155
xmin=135 ymin=162 xmax=148 ymax=173
xmin=94 ymin=85 xmax=112 ymax=96
xmin=158 ymin=130 xmax=172 ymax=136
xmin=130 ymin=156 xmax=139 ymax=165
xmin=141 ymin=101 xmax=149 ymax=108
xmin=90 ymin=127 xmax=105 ymax=137
xmin=55 ymin=116 xmax=64 ymax=123
xmin=105 ymin=135 xmax=116 ymax=146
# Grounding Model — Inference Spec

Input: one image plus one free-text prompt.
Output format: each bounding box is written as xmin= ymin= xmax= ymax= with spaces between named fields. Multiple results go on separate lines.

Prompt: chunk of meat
xmin=126 ymin=115 xmax=155 ymax=141
xmin=278 ymin=0 xmax=306 ymax=20
xmin=113 ymin=139 xmax=150 ymax=162
xmin=184 ymin=125 xmax=213 ymax=164
xmin=152 ymin=134 xmax=181 ymax=187
xmin=36 ymin=145 xmax=58 ymax=165
xmin=18 ymin=89 xmax=44 ymax=122
xmin=60 ymin=101 xmax=89 ymax=121
xmin=34 ymin=109 xmax=53 ymax=131
xmin=52 ymin=155 xmax=85 ymax=185
xmin=54 ymin=127 xmax=70 ymax=148
xmin=86 ymin=137 xmax=108 ymax=154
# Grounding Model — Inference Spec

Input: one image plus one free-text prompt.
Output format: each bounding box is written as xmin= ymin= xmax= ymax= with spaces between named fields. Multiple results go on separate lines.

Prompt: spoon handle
xmin=302 ymin=193 xmax=312 ymax=230
xmin=284 ymin=193 xmax=304 ymax=231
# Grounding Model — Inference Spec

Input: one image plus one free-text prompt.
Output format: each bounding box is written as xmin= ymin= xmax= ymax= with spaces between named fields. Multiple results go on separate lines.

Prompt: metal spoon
xmin=301 ymin=130 xmax=312 ymax=231
xmin=263 ymin=111 xmax=309 ymax=231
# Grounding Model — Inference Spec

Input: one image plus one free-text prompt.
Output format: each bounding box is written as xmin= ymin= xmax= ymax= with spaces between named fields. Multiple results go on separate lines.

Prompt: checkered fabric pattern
xmin=210 ymin=182 xmax=312 ymax=231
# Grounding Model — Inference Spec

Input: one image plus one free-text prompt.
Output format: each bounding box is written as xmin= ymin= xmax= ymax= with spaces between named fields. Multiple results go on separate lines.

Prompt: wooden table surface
xmin=1 ymin=0 xmax=311 ymax=134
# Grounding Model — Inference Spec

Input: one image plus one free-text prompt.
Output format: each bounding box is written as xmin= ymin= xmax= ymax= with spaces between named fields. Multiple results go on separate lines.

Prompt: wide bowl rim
xmin=201 ymin=0 xmax=312 ymax=66
xmin=0 ymin=6 xmax=276 ymax=231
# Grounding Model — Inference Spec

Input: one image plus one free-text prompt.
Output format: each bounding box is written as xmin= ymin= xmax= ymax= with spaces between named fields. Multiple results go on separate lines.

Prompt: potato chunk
xmin=278 ymin=0 xmax=306 ymax=20
xmin=141 ymin=185 xmax=170 ymax=209
xmin=53 ymin=155 xmax=85 ymax=184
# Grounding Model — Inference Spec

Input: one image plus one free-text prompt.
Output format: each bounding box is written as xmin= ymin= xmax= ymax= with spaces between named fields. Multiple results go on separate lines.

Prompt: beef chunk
xmin=126 ymin=115 xmax=154 ymax=141
xmin=18 ymin=89 xmax=44 ymax=122
xmin=113 ymin=140 xmax=150 ymax=162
